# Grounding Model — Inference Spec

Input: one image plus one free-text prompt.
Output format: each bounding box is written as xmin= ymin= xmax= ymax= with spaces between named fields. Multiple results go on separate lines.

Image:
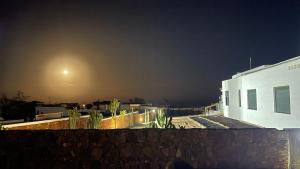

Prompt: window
xmin=274 ymin=86 xmax=290 ymax=114
xmin=247 ymin=89 xmax=257 ymax=110
xmin=238 ymin=90 xmax=241 ymax=107
xmin=225 ymin=91 xmax=229 ymax=106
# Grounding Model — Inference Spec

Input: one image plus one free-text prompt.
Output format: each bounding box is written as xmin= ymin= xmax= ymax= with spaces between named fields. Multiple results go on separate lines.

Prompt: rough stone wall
xmin=0 ymin=129 xmax=289 ymax=169
xmin=287 ymin=129 xmax=300 ymax=169
xmin=2 ymin=112 xmax=146 ymax=130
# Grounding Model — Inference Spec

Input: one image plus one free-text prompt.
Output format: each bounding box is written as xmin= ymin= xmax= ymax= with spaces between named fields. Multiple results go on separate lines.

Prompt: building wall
xmin=0 ymin=129 xmax=289 ymax=169
xmin=222 ymin=77 xmax=243 ymax=119
xmin=222 ymin=57 xmax=300 ymax=128
xmin=36 ymin=106 xmax=66 ymax=114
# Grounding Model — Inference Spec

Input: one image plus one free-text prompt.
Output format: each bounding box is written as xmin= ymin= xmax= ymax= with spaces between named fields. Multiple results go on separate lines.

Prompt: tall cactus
xmin=109 ymin=98 xmax=120 ymax=128
xmin=89 ymin=110 xmax=103 ymax=129
xmin=153 ymin=108 xmax=175 ymax=128
xmin=68 ymin=109 xmax=80 ymax=129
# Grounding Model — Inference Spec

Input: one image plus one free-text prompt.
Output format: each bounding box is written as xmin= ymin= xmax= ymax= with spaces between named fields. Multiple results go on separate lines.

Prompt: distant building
xmin=98 ymin=101 xmax=111 ymax=110
xmin=35 ymin=106 xmax=66 ymax=115
xmin=120 ymin=103 xmax=142 ymax=111
xmin=35 ymin=106 xmax=67 ymax=120
xmin=222 ymin=56 xmax=300 ymax=129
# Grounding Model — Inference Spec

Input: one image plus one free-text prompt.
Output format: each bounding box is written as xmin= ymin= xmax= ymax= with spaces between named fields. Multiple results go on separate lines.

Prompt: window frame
xmin=238 ymin=89 xmax=241 ymax=107
xmin=273 ymin=86 xmax=291 ymax=114
xmin=247 ymin=89 xmax=257 ymax=110
xmin=225 ymin=91 xmax=229 ymax=106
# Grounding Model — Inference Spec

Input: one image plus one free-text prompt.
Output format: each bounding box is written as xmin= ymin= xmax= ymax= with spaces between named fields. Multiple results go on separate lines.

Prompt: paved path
xmin=202 ymin=115 xmax=259 ymax=128
xmin=190 ymin=116 xmax=227 ymax=129
xmin=172 ymin=115 xmax=260 ymax=129
xmin=172 ymin=117 xmax=205 ymax=128
xmin=129 ymin=115 xmax=260 ymax=129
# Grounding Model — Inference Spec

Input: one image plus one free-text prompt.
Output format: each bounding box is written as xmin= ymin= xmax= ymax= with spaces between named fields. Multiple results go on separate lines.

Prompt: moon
xmin=43 ymin=54 xmax=92 ymax=101
xmin=63 ymin=69 xmax=69 ymax=75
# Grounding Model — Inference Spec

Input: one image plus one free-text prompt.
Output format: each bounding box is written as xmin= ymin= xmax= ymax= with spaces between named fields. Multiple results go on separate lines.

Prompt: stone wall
xmin=2 ymin=112 xmax=148 ymax=130
xmin=287 ymin=129 xmax=300 ymax=169
xmin=0 ymin=129 xmax=289 ymax=169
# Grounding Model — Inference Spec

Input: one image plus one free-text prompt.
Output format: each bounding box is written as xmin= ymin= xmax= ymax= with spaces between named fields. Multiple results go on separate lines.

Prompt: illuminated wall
xmin=222 ymin=56 xmax=300 ymax=129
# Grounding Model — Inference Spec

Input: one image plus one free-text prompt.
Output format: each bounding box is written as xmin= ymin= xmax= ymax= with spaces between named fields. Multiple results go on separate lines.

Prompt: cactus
xmin=153 ymin=109 xmax=175 ymax=128
xmin=68 ymin=109 xmax=80 ymax=129
xmin=118 ymin=110 xmax=127 ymax=128
xmin=109 ymin=98 xmax=120 ymax=128
xmin=89 ymin=110 xmax=103 ymax=129
xmin=165 ymin=116 xmax=175 ymax=129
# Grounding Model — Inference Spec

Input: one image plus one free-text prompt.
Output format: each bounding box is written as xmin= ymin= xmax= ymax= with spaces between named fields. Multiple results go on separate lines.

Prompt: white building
xmin=222 ymin=56 xmax=300 ymax=129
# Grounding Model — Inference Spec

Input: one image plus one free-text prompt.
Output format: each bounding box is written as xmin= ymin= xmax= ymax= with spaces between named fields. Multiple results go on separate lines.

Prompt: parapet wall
xmin=2 ymin=112 xmax=150 ymax=130
xmin=0 ymin=129 xmax=289 ymax=169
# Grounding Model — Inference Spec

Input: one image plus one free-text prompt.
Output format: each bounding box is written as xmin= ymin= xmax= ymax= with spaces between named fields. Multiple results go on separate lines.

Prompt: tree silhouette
xmin=93 ymin=100 xmax=101 ymax=110
xmin=0 ymin=93 xmax=10 ymax=117
xmin=14 ymin=90 xmax=29 ymax=101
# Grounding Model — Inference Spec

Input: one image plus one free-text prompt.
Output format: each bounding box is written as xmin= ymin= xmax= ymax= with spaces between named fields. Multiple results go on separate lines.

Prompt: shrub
xmin=120 ymin=110 xmax=127 ymax=117
xmin=68 ymin=109 xmax=80 ymax=129
xmin=89 ymin=110 xmax=103 ymax=129
xmin=109 ymin=98 xmax=120 ymax=128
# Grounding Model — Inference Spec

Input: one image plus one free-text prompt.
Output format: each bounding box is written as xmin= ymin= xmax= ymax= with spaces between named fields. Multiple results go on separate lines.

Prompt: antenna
xmin=249 ymin=57 xmax=252 ymax=69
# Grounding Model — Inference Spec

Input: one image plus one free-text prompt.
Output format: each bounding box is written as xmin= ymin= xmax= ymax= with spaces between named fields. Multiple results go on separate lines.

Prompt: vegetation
xmin=86 ymin=104 xmax=93 ymax=109
xmin=0 ymin=92 xmax=36 ymax=121
xmin=93 ymin=100 xmax=101 ymax=110
xmin=118 ymin=109 xmax=127 ymax=128
xmin=14 ymin=90 xmax=29 ymax=101
xmin=68 ymin=109 xmax=80 ymax=129
xmin=88 ymin=110 xmax=103 ymax=129
xmin=109 ymin=98 xmax=120 ymax=128
xmin=120 ymin=110 xmax=127 ymax=117
xmin=151 ymin=109 xmax=175 ymax=128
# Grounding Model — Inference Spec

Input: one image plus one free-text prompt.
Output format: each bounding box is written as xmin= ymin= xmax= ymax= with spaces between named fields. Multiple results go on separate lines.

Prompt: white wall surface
xmin=222 ymin=57 xmax=300 ymax=129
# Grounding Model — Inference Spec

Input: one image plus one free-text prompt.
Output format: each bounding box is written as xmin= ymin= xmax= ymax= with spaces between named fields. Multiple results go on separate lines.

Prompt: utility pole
xmin=249 ymin=57 xmax=252 ymax=69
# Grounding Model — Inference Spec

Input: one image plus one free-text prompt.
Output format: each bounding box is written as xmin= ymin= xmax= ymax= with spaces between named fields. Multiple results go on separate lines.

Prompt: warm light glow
xmin=43 ymin=54 xmax=92 ymax=101
xmin=63 ymin=69 xmax=69 ymax=75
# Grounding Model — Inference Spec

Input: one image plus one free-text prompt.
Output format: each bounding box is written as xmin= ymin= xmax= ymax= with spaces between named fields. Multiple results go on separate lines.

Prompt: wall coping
xmin=2 ymin=111 xmax=139 ymax=129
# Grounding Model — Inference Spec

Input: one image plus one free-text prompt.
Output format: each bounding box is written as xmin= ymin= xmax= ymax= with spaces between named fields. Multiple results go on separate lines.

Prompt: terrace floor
xmin=130 ymin=115 xmax=260 ymax=129
xmin=173 ymin=115 xmax=260 ymax=129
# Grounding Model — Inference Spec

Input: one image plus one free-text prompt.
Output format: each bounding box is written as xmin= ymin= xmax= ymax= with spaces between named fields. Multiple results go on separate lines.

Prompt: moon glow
xmin=63 ymin=69 xmax=69 ymax=75
xmin=43 ymin=54 xmax=92 ymax=100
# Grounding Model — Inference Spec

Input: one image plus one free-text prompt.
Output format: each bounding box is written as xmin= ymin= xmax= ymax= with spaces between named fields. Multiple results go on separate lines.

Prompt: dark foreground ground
xmin=0 ymin=128 xmax=294 ymax=169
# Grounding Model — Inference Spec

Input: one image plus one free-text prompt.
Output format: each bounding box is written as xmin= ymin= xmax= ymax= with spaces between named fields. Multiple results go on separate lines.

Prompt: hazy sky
xmin=0 ymin=0 xmax=299 ymax=106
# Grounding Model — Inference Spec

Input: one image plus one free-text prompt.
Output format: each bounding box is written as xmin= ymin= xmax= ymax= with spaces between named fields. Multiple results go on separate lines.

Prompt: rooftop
xmin=232 ymin=55 xmax=300 ymax=78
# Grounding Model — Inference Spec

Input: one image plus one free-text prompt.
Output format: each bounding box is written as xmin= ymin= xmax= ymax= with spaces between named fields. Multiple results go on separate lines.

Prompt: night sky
xmin=0 ymin=0 xmax=299 ymax=106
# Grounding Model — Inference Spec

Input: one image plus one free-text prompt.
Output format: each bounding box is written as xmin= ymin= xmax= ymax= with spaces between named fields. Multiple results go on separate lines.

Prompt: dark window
xmin=225 ymin=91 xmax=229 ymax=106
xmin=238 ymin=90 xmax=241 ymax=107
xmin=247 ymin=89 xmax=257 ymax=110
xmin=274 ymin=86 xmax=290 ymax=114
